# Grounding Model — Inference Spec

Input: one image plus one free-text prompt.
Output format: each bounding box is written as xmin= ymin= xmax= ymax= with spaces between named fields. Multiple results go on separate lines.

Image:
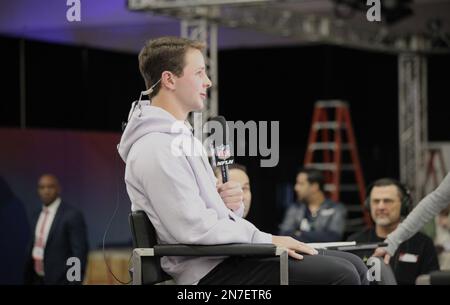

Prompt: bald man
xmin=24 ymin=174 xmax=88 ymax=285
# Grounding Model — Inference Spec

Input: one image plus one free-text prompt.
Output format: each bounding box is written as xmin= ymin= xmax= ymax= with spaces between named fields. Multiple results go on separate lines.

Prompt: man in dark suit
xmin=24 ymin=174 xmax=88 ymax=284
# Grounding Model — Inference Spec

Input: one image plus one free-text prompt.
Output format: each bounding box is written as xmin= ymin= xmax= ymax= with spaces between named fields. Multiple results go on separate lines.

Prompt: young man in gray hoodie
xmin=118 ymin=36 xmax=368 ymax=285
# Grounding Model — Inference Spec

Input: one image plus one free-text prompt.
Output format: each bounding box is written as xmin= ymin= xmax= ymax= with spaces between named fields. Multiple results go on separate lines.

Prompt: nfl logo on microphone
xmin=215 ymin=144 xmax=234 ymax=166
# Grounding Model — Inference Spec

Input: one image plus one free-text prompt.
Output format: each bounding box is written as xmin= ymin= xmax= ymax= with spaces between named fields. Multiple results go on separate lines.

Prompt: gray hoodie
xmin=118 ymin=101 xmax=272 ymax=284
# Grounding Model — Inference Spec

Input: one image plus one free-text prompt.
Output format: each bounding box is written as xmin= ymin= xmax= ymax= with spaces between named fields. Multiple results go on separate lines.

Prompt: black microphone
xmin=209 ymin=116 xmax=234 ymax=183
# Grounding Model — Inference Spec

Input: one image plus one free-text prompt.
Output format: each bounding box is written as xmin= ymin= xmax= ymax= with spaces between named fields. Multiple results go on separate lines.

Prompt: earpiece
xmin=142 ymin=78 xmax=162 ymax=96
xmin=141 ymin=88 xmax=153 ymax=96
xmin=122 ymin=78 xmax=162 ymax=132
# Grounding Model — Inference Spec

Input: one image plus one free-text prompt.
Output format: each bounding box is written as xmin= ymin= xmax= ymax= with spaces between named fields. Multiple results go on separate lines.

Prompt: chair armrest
xmin=327 ymin=242 xmax=388 ymax=251
xmin=153 ymin=243 xmax=277 ymax=257
xmin=430 ymin=271 xmax=450 ymax=285
xmin=132 ymin=244 xmax=289 ymax=285
xmin=417 ymin=271 xmax=450 ymax=285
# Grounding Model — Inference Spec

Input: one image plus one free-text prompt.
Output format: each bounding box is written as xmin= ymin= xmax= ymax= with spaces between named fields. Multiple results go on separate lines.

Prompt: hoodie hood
xmin=118 ymin=101 xmax=192 ymax=162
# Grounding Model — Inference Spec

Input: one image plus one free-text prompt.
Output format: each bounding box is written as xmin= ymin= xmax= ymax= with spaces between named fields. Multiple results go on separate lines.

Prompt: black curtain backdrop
xmin=1 ymin=35 xmax=449 ymax=234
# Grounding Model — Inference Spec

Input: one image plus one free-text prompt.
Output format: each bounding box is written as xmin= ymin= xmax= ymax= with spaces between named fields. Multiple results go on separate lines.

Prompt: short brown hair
xmin=138 ymin=36 xmax=205 ymax=97
xmin=297 ymin=168 xmax=325 ymax=192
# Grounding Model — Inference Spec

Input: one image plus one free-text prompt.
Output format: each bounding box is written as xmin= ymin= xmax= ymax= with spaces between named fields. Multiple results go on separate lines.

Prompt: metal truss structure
xmin=128 ymin=0 xmax=449 ymax=54
xmin=398 ymin=54 xmax=428 ymax=203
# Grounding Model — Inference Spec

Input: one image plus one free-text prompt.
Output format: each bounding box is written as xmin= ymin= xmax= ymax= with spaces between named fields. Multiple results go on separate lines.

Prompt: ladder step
xmin=306 ymin=163 xmax=355 ymax=171
xmin=340 ymin=184 xmax=359 ymax=192
xmin=345 ymin=218 xmax=366 ymax=231
xmin=324 ymin=184 xmax=359 ymax=192
xmin=345 ymin=218 xmax=366 ymax=226
xmin=324 ymin=184 xmax=335 ymax=191
xmin=316 ymin=100 xmax=348 ymax=108
xmin=309 ymin=143 xmax=353 ymax=150
xmin=345 ymin=205 xmax=364 ymax=213
xmin=313 ymin=122 xmax=345 ymax=130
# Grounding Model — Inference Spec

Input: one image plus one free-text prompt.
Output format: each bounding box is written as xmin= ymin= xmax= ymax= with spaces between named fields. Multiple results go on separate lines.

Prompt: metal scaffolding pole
xmin=398 ymin=53 xmax=428 ymax=203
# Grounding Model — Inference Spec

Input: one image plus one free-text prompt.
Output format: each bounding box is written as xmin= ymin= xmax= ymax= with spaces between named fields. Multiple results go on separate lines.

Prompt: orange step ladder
xmin=304 ymin=100 xmax=371 ymax=229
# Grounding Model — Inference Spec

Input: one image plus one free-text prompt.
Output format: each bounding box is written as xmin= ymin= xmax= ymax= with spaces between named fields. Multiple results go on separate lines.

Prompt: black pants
xmin=199 ymin=249 xmax=369 ymax=285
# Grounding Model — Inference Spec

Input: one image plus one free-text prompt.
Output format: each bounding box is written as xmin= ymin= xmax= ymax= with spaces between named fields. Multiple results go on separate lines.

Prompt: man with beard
xmin=348 ymin=178 xmax=439 ymax=285
xmin=279 ymin=168 xmax=347 ymax=242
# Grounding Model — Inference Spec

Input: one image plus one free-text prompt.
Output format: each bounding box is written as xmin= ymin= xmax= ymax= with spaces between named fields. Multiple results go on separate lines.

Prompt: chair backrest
xmin=129 ymin=210 xmax=171 ymax=284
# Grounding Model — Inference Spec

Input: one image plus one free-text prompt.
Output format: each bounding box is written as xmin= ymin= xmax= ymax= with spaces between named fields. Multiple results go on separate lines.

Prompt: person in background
xmin=279 ymin=168 xmax=347 ymax=242
xmin=24 ymin=174 xmax=88 ymax=284
xmin=373 ymin=173 xmax=450 ymax=266
xmin=349 ymin=178 xmax=439 ymax=285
